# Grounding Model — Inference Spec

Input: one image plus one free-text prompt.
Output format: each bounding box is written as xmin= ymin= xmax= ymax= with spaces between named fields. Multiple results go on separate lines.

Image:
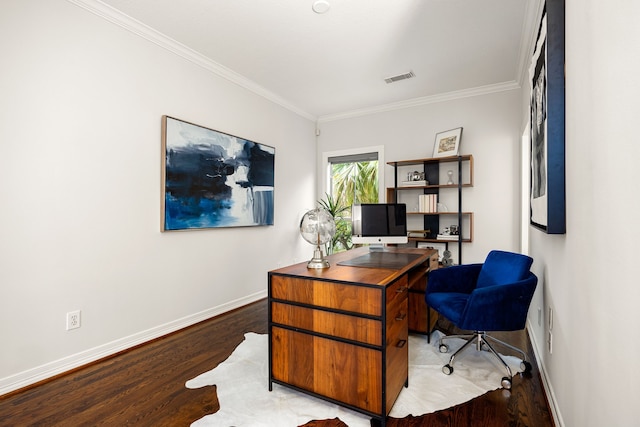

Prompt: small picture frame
xmin=432 ymin=127 xmax=463 ymax=158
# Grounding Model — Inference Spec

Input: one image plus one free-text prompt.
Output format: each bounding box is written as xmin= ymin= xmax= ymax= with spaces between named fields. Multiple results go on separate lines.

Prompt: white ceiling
xmin=93 ymin=0 xmax=542 ymax=120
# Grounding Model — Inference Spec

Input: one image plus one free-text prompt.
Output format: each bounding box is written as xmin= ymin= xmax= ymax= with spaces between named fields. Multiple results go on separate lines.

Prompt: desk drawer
xmin=385 ymin=295 xmax=409 ymax=413
xmin=271 ymin=327 xmax=384 ymax=414
xmin=385 ymin=276 xmax=409 ymax=308
xmin=386 ymin=297 xmax=408 ymax=348
xmin=271 ymin=301 xmax=382 ymax=346
xmin=270 ymin=275 xmax=383 ymax=316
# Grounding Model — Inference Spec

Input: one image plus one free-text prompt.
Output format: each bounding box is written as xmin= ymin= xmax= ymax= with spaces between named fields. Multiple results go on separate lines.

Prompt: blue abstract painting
xmin=162 ymin=116 xmax=275 ymax=231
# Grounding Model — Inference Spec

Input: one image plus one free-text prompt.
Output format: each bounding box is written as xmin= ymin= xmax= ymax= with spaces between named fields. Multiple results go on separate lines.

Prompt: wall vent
xmin=384 ymin=71 xmax=415 ymax=84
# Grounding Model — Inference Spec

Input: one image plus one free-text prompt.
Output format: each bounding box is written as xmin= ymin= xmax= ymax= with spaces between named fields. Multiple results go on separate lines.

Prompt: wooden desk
xmin=268 ymin=247 xmax=438 ymax=426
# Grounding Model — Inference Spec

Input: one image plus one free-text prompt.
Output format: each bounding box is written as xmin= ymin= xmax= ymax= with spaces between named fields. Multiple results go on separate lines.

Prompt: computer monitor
xmin=351 ymin=203 xmax=408 ymax=245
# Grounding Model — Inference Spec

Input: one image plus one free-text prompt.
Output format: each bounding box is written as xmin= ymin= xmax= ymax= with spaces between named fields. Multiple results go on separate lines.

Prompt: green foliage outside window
xmin=318 ymin=160 xmax=379 ymax=253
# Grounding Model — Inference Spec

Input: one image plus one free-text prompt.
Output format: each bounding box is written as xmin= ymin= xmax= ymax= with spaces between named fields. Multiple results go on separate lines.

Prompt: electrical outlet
xmin=66 ymin=310 xmax=81 ymax=330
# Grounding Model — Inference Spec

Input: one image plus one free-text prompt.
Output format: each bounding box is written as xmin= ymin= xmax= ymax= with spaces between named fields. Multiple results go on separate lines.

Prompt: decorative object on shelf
xmin=437 ymin=202 xmax=448 ymax=212
xmin=299 ymin=207 xmax=336 ymax=269
xmin=529 ymin=2 xmax=566 ymax=234
xmin=402 ymin=171 xmax=427 ymax=186
xmin=449 ymin=225 xmax=459 ymax=235
xmin=161 ymin=116 xmax=275 ymax=231
xmin=441 ymin=250 xmax=454 ymax=267
xmin=447 ymin=170 xmax=454 ymax=185
xmin=432 ymin=127 xmax=463 ymax=158
xmin=408 ymin=229 xmax=431 ymax=238
xmin=437 ymin=227 xmax=458 ymax=240
xmin=407 ymin=171 xmax=426 ymax=182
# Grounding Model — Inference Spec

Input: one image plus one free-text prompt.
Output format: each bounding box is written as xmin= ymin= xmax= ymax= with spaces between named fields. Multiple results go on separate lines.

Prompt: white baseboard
xmin=526 ymin=321 xmax=565 ymax=427
xmin=0 ymin=291 xmax=266 ymax=396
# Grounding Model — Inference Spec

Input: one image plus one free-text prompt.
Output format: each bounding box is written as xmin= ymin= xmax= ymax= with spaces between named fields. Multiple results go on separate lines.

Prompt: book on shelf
xmin=418 ymin=194 xmax=438 ymax=213
xmin=407 ymin=229 xmax=431 ymax=238
xmin=401 ymin=180 xmax=427 ymax=186
xmin=436 ymin=234 xmax=460 ymax=240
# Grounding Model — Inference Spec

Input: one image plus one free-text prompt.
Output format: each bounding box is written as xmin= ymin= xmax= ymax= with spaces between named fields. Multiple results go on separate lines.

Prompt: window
xmin=329 ymin=152 xmax=379 ymax=209
xmin=321 ymin=146 xmax=385 ymax=252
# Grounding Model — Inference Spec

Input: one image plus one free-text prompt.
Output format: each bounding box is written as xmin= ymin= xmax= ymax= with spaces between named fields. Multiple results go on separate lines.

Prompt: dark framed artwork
xmin=529 ymin=0 xmax=565 ymax=234
xmin=161 ymin=116 xmax=275 ymax=231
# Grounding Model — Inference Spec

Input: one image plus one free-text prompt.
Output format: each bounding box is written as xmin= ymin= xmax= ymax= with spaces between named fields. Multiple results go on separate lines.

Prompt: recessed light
xmin=312 ymin=0 xmax=331 ymax=14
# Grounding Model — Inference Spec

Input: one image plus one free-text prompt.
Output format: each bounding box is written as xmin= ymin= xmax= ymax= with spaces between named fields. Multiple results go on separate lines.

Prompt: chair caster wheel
xmin=501 ymin=377 xmax=512 ymax=389
xmin=439 ymin=344 xmax=449 ymax=353
xmin=442 ymin=364 xmax=453 ymax=375
xmin=520 ymin=360 xmax=532 ymax=373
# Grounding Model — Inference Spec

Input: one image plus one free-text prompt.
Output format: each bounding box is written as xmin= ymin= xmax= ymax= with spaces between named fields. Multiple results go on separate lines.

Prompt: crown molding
xmin=318 ymin=80 xmax=522 ymax=123
xmin=66 ymin=0 xmax=316 ymax=122
xmin=67 ymin=0 xmax=534 ymax=126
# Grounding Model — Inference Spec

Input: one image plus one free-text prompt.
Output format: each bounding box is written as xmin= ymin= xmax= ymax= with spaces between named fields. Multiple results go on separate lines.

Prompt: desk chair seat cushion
xmin=426 ymin=292 xmax=469 ymax=325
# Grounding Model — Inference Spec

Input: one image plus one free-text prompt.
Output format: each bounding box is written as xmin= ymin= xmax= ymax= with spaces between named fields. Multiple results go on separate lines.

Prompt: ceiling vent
xmin=384 ymin=71 xmax=415 ymax=84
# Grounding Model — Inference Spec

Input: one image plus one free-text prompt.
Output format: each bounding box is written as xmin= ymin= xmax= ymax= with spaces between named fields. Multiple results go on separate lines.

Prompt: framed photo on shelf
xmin=432 ymin=127 xmax=463 ymax=158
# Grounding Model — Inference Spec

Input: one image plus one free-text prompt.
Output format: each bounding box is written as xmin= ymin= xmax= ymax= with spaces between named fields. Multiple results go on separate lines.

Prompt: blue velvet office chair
xmin=425 ymin=250 xmax=538 ymax=389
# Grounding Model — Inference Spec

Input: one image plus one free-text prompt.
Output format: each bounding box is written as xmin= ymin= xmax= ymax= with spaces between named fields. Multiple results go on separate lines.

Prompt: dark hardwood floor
xmin=0 ymin=299 xmax=554 ymax=426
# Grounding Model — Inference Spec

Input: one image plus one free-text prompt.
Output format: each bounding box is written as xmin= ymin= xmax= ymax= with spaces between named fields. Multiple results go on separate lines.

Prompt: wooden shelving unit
xmin=387 ymin=155 xmax=474 ymax=264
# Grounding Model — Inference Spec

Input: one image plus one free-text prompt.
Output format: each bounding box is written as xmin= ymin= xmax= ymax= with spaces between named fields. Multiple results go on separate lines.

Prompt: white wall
xmin=317 ymin=90 xmax=524 ymax=264
xmin=0 ymin=0 xmax=315 ymax=393
xmin=6 ymin=2 xmax=639 ymax=424
xmin=525 ymin=1 xmax=640 ymax=426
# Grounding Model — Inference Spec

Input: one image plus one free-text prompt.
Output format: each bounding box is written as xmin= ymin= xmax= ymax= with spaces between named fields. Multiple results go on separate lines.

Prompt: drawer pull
xmin=395 ymin=312 xmax=407 ymax=321
xmin=396 ymin=286 xmax=408 ymax=294
xmin=396 ymin=339 xmax=407 ymax=348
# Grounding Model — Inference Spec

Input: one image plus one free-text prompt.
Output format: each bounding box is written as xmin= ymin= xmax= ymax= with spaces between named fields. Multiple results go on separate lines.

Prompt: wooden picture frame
xmin=432 ymin=127 xmax=462 ymax=158
xmin=529 ymin=0 xmax=566 ymax=234
xmin=161 ymin=116 xmax=275 ymax=231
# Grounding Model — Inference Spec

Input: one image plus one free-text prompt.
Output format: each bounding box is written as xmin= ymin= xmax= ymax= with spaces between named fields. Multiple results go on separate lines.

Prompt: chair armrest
xmin=458 ymin=273 xmax=538 ymax=331
xmin=426 ymin=263 xmax=483 ymax=295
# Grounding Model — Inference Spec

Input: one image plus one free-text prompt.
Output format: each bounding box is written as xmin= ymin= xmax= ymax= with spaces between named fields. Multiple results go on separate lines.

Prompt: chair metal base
xmin=438 ymin=331 xmax=532 ymax=389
